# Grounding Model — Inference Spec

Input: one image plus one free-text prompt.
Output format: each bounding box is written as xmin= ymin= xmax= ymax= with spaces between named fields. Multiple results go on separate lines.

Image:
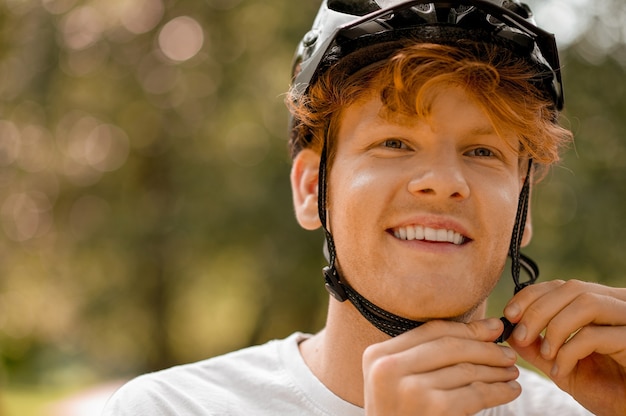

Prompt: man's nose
xmin=407 ymin=152 xmax=470 ymax=200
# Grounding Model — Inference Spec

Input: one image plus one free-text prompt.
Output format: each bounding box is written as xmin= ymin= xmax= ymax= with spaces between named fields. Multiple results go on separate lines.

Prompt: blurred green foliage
xmin=0 ymin=0 xmax=623 ymax=396
xmin=0 ymin=0 xmax=324 ymax=385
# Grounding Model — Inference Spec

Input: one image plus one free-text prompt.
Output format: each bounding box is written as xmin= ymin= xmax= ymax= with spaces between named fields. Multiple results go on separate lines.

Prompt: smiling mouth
xmin=392 ymin=225 xmax=468 ymax=245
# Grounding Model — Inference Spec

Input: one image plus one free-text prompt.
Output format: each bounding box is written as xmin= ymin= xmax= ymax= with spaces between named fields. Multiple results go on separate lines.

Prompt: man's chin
xmin=409 ymin=302 xmax=485 ymax=324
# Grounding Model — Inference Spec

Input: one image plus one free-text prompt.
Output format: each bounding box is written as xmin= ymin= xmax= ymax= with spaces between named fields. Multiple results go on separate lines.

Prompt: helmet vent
xmin=411 ymin=4 xmax=433 ymax=13
xmin=487 ymin=14 xmax=504 ymax=26
xmin=328 ymin=0 xmax=380 ymax=15
xmin=502 ymin=0 xmax=531 ymax=18
xmin=453 ymin=4 xmax=473 ymax=14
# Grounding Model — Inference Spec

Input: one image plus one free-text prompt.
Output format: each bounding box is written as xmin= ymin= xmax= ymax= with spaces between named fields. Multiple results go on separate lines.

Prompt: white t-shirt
xmin=101 ymin=332 xmax=594 ymax=415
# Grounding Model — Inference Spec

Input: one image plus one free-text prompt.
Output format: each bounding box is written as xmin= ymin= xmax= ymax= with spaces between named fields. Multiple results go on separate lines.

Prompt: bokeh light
xmin=1 ymin=192 xmax=53 ymax=242
xmin=119 ymin=0 xmax=164 ymax=35
xmin=0 ymin=121 xmax=21 ymax=167
xmin=61 ymin=6 xmax=104 ymax=51
xmin=158 ymin=16 xmax=205 ymax=62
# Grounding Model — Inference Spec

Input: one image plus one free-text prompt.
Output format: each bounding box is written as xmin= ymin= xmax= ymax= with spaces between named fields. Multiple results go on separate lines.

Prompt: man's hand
xmin=362 ymin=318 xmax=521 ymax=415
xmin=504 ymin=280 xmax=626 ymax=416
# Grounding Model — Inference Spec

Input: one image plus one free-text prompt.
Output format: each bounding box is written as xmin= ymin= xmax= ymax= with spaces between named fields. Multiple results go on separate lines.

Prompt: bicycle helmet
xmin=289 ymin=0 xmax=562 ymax=341
xmin=292 ymin=0 xmax=562 ymax=109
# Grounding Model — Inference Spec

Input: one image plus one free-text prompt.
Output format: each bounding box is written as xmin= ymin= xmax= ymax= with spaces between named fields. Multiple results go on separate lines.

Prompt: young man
xmin=103 ymin=1 xmax=626 ymax=415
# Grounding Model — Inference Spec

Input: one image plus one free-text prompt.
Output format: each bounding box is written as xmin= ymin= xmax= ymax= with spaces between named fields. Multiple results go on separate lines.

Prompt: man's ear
xmin=290 ymin=149 xmax=322 ymax=230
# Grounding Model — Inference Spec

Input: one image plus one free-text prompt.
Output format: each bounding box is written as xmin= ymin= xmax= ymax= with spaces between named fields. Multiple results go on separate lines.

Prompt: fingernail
xmin=513 ymin=324 xmax=527 ymax=342
xmin=540 ymin=340 xmax=551 ymax=358
xmin=486 ymin=318 xmax=502 ymax=331
xmin=502 ymin=347 xmax=517 ymax=361
xmin=551 ymin=364 xmax=559 ymax=378
xmin=504 ymin=303 xmax=521 ymax=320
xmin=507 ymin=381 xmax=521 ymax=391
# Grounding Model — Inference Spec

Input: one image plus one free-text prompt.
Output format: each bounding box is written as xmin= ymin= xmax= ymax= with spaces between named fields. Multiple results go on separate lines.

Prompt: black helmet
xmin=291 ymin=0 xmax=563 ymax=110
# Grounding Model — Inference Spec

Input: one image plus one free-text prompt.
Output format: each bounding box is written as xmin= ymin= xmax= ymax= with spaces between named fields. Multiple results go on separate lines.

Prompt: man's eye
xmin=467 ymin=147 xmax=494 ymax=157
xmin=382 ymin=139 xmax=407 ymax=149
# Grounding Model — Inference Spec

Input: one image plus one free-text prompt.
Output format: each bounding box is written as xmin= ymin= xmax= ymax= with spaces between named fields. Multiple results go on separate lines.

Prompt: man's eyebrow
xmin=469 ymin=125 xmax=497 ymax=136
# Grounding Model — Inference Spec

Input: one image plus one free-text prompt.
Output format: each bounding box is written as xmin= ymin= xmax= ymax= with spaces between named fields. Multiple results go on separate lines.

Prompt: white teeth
xmin=393 ymin=225 xmax=465 ymax=245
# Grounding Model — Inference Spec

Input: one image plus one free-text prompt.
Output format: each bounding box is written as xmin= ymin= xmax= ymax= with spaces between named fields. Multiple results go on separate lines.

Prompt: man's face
xmin=327 ymin=86 xmax=525 ymax=322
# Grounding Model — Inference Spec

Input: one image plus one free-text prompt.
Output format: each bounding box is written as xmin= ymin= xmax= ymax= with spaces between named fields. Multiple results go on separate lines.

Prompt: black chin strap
xmin=318 ymin=138 xmax=426 ymax=336
xmin=496 ymin=159 xmax=539 ymax=343
xmin=317 ymin=136 xmax=538 ymax=341
xmin=508 ymin=159 xmax=538 ymax=294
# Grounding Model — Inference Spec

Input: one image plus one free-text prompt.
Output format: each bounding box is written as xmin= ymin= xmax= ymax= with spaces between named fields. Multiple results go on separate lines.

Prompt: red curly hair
xmin=287 ymin=41 xmax=572 ymax=178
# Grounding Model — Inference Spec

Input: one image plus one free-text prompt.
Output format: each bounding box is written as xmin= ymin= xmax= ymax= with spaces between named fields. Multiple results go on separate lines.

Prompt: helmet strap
xmin=508 ymin=159 xmax=539 ymax=294
xmin=496 ymin=158 xmax=540 ymax=343
xmin=317 ymin=133 xmax=348 ymax=302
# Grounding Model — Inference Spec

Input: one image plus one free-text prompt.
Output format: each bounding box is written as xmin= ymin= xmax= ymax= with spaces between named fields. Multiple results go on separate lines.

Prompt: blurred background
xmin=0 ymin=0 xmax=623 ymax=414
